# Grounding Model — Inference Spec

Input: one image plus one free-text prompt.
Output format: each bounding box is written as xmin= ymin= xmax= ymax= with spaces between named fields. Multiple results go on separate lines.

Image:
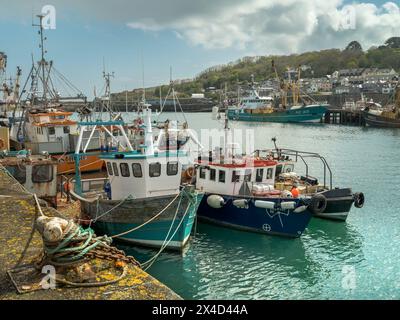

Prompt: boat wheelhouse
xmin=15 ymin=108 xmax=104 ymax=175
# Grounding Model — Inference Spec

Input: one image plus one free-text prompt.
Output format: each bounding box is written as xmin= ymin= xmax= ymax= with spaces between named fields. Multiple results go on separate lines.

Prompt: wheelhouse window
xmin=132 ymin=163 xmax=143 ymax=178
xmin=218 ymin=170 xmax=226 ymax=183
xmin=32 ymin=165 xmax=53 ymax=183
xmin=232 ymin=170 xmax=240 ymax=182
xmin=120 ymin=163 xmax=130 ymax=177
xmin=256 ymin=169 xmax=264 ymax=182
xmin=112 ymin=163 xmax=119 ymax=176
xmin=6 ymin=166 xmax=26 ymax=184
xmin=210 ymin=168 xmax=216 ymax=181
xmin=283 ymin=164 xmax=294 ymax=173
xmin=149 ymin=162 xmax=161 ymax=177
xmin=63 ymin=126 xmax=70 ymax=134
xmin=266 ymin=168 xmax=274 ymax=179
xmin=106 ymin=162 xmax=113 ymax=176
xmin=243 ymin=170 xmax=252 ymax=182
xmin=276 ymin=165 xmax=282 ymax=176
xmin=167 ymin=162 xmax=179 ymax=176
xmin=48 ymin=127 xmax=55 ymax=135
xmin=199 ymin=167 xmax=206 ymax=179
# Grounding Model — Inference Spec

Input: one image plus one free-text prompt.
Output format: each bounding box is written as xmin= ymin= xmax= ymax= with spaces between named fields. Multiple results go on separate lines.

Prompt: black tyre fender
xmin=309 ymin=193 xmax=327 ymax=214
xmin=354 ymin=192 xmax=365 ymax=208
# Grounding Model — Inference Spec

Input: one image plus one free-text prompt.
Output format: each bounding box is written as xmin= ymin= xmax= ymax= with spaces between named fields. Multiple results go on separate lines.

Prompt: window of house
xmin=32 ymin=165 xmax=53 ymax=183
xmin=112 ymin=163 xmax=119 ymax=176
xmin=267 ymin=168 xmax=274 ymax=179
xmin=63 ymin=126 xmax=70 ymax=134
xmin=132 ymin=163 xmax=143 ymax=178
xmin=120 ymin=163 xmax=130 ymax=177
xmin=167 ymin=162 xmax=179 ymax=176
xmin=48 ymin=127 xmax=55 ymax=135
xmin=209 ymin=168 xmax=216 ymax=181
xmin=232 ymin=170 xmax=240 ymax=182
xmin=256 ymin=169 xmax=264 ymax=182
xmin=106 ymin=162 xmax=113 ymax=176
xmin=218 ymin=170 xmax=226 ymax=183
xmin=199 ymin=167 xmax=206 ymax=179
xmin=6 ymin=166 xmax=26 ymax=184
xmin=149 ymin=162 xmax=161 ymax=177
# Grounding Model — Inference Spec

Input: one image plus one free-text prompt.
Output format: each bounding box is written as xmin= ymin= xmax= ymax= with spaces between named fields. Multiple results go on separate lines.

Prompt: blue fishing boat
xmin=195 ymin=148 xmax=313 ymax=237
xmin=71 ymin=109 xmax=204 ymax=250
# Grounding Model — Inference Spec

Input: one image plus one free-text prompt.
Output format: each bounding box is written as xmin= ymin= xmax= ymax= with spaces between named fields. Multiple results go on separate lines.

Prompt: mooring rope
xmin=108 ymin=192 xmax=182 ymax=239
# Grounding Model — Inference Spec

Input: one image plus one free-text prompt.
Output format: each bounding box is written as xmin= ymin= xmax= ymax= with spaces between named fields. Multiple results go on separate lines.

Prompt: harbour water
xmin=90 ymin=112 xmax=400 ymax=299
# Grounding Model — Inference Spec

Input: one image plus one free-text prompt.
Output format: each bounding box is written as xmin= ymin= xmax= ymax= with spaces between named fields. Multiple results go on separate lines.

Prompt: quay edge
xmin=0 ymin=169 xmax=181 ymax=300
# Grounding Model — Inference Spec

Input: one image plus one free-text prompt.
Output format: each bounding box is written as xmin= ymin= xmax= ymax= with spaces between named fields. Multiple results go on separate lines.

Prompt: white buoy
xmin=281 ymin=201 xmax=296 ymax=210
xmin=254 ymin=200 xmax=275 ymax=210
xmin=207 ymin=195 xmax=225 ymax=209
xmin=233 ymin=199 xmax=249 ymax=209
xmin=294 ymin=205 xmax=307 ymax=213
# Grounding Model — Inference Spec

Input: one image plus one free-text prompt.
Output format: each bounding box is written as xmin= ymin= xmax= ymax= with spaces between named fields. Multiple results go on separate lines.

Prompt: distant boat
xmin=227 ymin=102 xmax=328 ymax=123
xmin=227 ymin=73 xmax=327 ymax=123
xmin=363 ymin=86 xmax=400 ymax=128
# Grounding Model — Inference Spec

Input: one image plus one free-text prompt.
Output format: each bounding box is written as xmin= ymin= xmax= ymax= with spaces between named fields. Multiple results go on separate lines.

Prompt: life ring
xmin=0 ymin=138 xmax=4 ymax=149
xmin=353 ymin=192 xmax=365 ymax=208
xmin=309 ymin=194 xmax=327 ymax=214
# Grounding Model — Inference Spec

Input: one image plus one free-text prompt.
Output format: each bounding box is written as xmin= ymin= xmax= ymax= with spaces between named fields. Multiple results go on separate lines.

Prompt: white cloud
xmin=121 ymin=0 xmax=400 ymax=54
xmin=4 ymin=0 xmax=400 ymax=54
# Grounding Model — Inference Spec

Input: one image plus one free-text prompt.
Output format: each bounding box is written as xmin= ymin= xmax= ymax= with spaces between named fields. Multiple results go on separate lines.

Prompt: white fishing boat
xmin=70 ymin=108 xmax=204 ymax=250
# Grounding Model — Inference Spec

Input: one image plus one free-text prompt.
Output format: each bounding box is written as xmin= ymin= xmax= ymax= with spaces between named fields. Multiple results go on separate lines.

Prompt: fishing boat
xmin=227 ymin=68 xmax=327 ymax=123
xmin=195 ymin=120 xmax=313 ymax=237
xmin=258 ymin=138 xmax=365 ymax=221
xmin=363 ymin=86 xmax=400 ymax=128
xmin=8 ymin=15 xmax=103 ymax=175
xmin=71 ymin=108 xmax=204 ymax=250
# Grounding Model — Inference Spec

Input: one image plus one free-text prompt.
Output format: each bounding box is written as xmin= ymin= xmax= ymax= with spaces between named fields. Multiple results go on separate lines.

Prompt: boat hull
xmin=54 ymin=153 xmax=104 ymax=175
xmin=313 ymin=188 xmax=355 ymax=221
xmin=197 ymin=194 xmax=312 ymax=237
xmin=79 ymin=191 xmax=203 ymax=251
xmin=227 ymin=105 xmax=327 ymax=123
xmin=363 ymin=111 xmax=400 ymax=128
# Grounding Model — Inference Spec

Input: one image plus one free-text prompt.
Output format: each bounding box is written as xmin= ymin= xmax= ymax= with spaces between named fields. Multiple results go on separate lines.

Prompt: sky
xmin=1 ymin=0 xmax=400 ymax=98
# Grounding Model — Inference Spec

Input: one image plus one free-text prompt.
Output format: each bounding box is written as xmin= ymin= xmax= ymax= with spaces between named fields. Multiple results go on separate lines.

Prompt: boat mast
xmin=33 ymin=14 xmax=49 ymax=106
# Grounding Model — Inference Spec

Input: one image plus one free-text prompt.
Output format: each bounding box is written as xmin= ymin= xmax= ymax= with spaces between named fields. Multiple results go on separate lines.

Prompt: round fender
xmin=207 ymin=195 xmax=225 ymax=209
xmin=354 ymin=192 xmax=365 ymax=208
xmin=309 ymin=193 xmax=327 ymax=215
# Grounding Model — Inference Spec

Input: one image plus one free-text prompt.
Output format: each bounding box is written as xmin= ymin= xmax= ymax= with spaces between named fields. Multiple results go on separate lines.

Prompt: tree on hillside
xmin=345 ymin=41 xmax=363 ymax=52
xmin=384 ymin=37 xmax=400 ymax=49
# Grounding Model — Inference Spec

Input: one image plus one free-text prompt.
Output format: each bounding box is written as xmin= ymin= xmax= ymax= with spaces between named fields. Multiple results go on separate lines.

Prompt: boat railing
xmin=254 ymin=148 xmax=333 ymax=190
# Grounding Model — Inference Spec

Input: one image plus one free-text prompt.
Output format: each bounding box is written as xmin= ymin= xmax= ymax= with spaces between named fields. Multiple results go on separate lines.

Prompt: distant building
xmin=301 ymin=77 xmax=332 ymax=93
xmin=191 ymin=93 xmax=205 ymax=99
xmin=335 ymin=68 xmax=398 ymax=84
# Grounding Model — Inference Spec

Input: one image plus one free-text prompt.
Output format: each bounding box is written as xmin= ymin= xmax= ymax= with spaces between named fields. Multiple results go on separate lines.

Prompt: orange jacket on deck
xmin=291 ymin=187 xmax=299 ymax=198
